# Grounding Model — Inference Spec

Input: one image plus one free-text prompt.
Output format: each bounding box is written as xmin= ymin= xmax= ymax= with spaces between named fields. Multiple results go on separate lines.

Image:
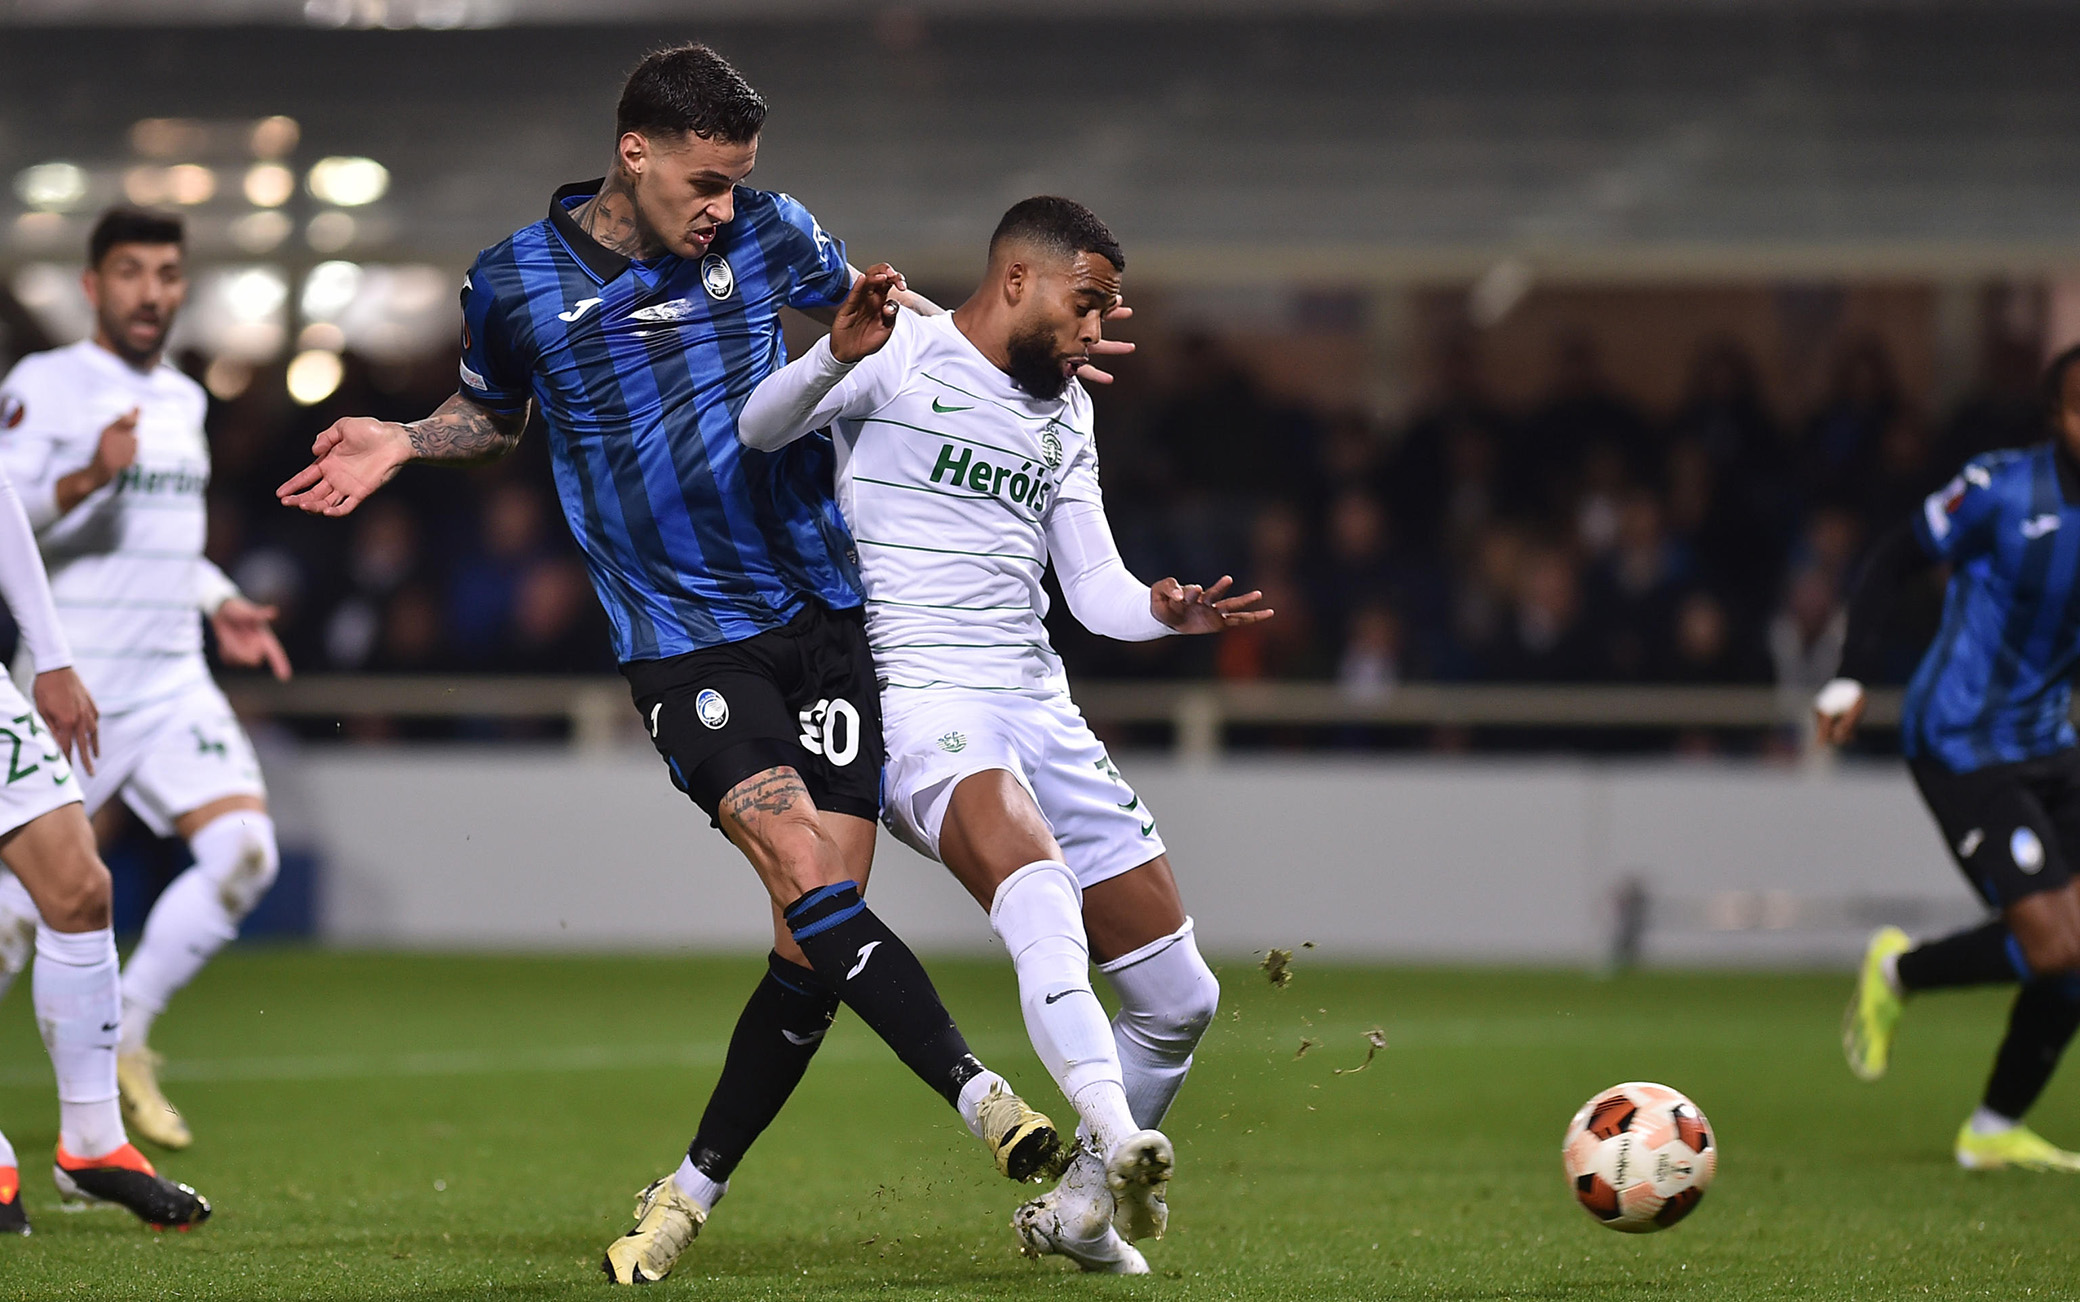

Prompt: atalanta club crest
xmin=695 ymin=688 xmax=730 ymax=730
xmin=701 ymin=254 xmax=735 ymax=301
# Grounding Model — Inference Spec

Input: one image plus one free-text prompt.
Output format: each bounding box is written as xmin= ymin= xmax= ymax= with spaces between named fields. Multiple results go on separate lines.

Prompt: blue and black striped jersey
xmin=1906 ymin=443 xmax=2080 ymax=772
xmin=458 ymin=179 xmax=861 ymax=664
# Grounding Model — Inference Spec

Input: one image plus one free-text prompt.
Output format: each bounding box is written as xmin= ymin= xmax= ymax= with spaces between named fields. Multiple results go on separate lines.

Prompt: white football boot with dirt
xmin=1013 ymin=1140 xmax=1148 ymax=1274
xmin=1105 ymin=1128 xmax=1173 ymax=1242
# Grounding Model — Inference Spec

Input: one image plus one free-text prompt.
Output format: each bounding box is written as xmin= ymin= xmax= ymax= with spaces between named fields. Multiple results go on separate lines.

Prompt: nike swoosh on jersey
xmin=931 ymin=398 xmax=973 ymax=413
xmin=2022 ymin=514 xmax=2061 ymax=539
xmin=846 ymin=940 xmax=882 ymax=980
xmin=558 ymin=297 xmax=604 ymax=323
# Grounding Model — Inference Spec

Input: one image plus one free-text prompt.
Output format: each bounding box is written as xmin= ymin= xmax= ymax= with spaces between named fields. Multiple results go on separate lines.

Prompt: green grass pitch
xmin=0 ymin=949 xmax=2074 ymax=1300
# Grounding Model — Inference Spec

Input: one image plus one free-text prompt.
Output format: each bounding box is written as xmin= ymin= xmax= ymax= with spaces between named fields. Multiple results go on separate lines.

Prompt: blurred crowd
xmin=76 ymin=318 xmax=2053 ymax=699
xmin=1063 ymin=325 xmax=2045 ymax=700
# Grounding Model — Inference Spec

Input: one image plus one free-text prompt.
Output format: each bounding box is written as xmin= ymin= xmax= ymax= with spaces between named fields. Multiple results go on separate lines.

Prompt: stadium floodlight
xmin=231 ymin=210 xmax=294 ymax=254
xmin=249 ymin=115 xmax=301 ymax=160
xmin=306 ymin=211 xmax=357 ymax=253
xmin=286 ymin=349 xmax=345 ymax=406
xmin=203 ymin=357 xmax=254 ymax=403
xmin=306 ymin=156 xmax=389 ymax=207
xmin=165 ymin=164 xmax=216 ymax=206
xmin=244 ymin=163 xmax=296 ymax=208
xmin=14 ymin=162 xmax=87 ymax=212
xmin=301 ymin=260 xmax=365 ymax=322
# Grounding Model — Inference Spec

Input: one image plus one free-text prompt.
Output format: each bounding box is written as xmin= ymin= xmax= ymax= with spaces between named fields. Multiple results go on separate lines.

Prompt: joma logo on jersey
xmin=929 ymin=443 xmax=1053 ymax=514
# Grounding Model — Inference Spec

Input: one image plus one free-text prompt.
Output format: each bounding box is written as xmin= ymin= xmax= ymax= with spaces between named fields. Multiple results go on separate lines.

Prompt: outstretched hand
xmin=211 ymin=595 xmax=293 ymax=681
xmin=1151 ymin=574 xmax=1273 ymax=635
xmin=831 ymin=263 xmax=904 ymax=364
xmin=277 ymin=417 xmax=413 ymax=517
xmin=1076 ymin=301 xmax=1135 ymax=386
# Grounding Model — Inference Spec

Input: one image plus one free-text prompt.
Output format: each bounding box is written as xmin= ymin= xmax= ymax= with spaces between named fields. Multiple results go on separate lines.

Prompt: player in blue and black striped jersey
xmin=277 ymin=44 xmax=1074 ymax=1283
xmin=1824 ymin=344 xmax=2080 ymax=1173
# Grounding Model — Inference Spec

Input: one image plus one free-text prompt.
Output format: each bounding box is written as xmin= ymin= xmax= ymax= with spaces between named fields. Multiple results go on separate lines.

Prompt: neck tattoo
xmin=573 ymin=170 xmax=660 ymax=261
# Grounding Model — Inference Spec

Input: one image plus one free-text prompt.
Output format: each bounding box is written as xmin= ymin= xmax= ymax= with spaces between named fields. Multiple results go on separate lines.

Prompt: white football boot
xmin=1014 ymin=1140 xmax=1148 ymax=1274
xmin=1105 ymin=1128 xmax=1173 ymax=1242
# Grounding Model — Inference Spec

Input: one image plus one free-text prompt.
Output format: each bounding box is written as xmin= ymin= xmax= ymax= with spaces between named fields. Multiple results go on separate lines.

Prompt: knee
xmin=1170 ymin=967 xmax=1220 ymax=1043
xmin=196 ymin=813 xmax=280 ymax=918
xmin=1116 ymin=941 xmax=1220 ymax=1050
xmin=2020 ymin=930 xmax=2080 ymax=977
xmin=754 ymin=813 xmax=843 ymax=902
xmin=40 ymin=857 xmax=110 ymax=932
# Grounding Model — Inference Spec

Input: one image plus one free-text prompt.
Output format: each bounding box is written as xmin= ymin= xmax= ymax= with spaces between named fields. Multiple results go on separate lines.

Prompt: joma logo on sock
xmin=846 ymin=941 xmax=881 ymax=980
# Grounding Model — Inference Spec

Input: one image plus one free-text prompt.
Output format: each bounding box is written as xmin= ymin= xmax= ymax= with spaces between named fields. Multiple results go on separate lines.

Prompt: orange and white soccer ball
xmin=1562 ymin=1081 xmax=1716 ymax=1233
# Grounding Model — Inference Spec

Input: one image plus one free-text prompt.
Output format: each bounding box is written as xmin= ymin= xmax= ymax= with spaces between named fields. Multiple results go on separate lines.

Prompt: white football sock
xmin=34 ymin=923 xmax=126 ymax=1158
xmin=671 ymin=1155 xmax=727 ymax=1213
xmin=1970 ymin=1105 xmax=2019 ymax=1136
xmin=0 ymin=870 xmax=37 ymax=1006
xmin=1098 ymin=918 xmax=1220 ymax=1130
xmin=991 ymin=861 xmax=1137 ymax=1152
xmin=120 ymin=811 xmax=278 ymax=1053
xmin=956 ymin=1067 xmax=1010 ymax=1141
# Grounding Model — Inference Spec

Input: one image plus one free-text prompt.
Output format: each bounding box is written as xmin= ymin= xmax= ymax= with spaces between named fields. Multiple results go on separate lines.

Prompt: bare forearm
xmin=892 ymin=287 xmax=942 ymax=316
xmin=53 ymin=466 xmax=110 ymax=515
xmin=404 ymin=393 xmax=529 ymax=464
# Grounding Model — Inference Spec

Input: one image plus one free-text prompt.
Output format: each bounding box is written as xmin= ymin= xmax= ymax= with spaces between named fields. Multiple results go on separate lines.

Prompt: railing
xmin=223 ymin=676 xmax=1904 ymax=759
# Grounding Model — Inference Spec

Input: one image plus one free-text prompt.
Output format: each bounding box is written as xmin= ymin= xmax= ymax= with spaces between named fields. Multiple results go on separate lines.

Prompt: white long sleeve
xmin=738 ymin=334 xmax=859 ymax=452
xmin=0 ymin=469 xmax=72 ymax=672
xmin=1045 ymin=499 xmax=1172 ymax=642
xmin=194 ymin=558 xmax=240 ymax=614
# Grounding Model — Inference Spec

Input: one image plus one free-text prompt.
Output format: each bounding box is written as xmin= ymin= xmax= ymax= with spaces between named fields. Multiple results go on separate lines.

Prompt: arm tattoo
xmin=724 ymin=766 xmax=811 ymax=824
xmin=404 ymin=393 xmax=528 ymax=465
xmin=571 ymin=166 xmax=664 ymax=262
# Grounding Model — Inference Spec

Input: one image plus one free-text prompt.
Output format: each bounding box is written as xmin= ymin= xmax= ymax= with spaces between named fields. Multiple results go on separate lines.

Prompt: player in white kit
xmin=741 ymin=197 xmax=1263 ymax=1273
xmin=0 ymin=209 xmax=292 ymax=1153
xmin=0 ymin=442 xmax=211 ymax=1232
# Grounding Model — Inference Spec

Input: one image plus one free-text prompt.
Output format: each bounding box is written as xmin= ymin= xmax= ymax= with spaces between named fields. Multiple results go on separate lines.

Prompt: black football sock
xmin=1982 ymin=978 xmax=2080 ymax=1121
xmin=1895 ymin=921 xmax=2027 ymax=992
xmin=685 ymin=951 xmax=841 ymax=1182
xmin=783 ymin=882 xmax=985 ymax=1106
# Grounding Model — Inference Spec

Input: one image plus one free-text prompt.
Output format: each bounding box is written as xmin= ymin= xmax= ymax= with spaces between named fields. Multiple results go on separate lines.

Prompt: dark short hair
xmin=88 ymin=207 xmax=183 ymax=268
xmin=2043 ymin=344 xmax=2080 ymax=427
xmin=617 ymin=43 xmax=767 ymax=144
xmin=988 ymin=196 xmax=1125 ymax=273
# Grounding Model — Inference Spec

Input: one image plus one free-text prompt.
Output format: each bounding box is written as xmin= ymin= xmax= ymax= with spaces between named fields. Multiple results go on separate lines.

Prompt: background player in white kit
xmin=0 ymin=447 xmax=210 ymax=1231
xmin=0 ymin=209 xmax=292 ymax=1153
xmin=741 ymin=197 xmax=1265 ymax=1273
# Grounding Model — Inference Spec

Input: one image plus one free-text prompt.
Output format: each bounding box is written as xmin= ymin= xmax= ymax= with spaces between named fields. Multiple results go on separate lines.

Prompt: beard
xmin=101 ymin=310 xmax=166 ymax=367
xmin=1004 ymin=320 xmax=1072 ymax=401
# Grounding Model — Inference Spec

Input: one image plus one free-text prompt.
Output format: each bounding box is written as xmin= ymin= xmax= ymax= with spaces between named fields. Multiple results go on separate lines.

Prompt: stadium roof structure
xmin=3 ymin=8 xmax=2080 ymax=282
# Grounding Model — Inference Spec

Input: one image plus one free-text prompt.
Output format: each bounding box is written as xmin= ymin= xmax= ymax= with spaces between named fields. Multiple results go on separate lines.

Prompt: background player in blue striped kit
xmin=277 ymin=43 xmax=1077 ymax=1283
xmin=1825 ymin=344 xmax=2080 ymax=1172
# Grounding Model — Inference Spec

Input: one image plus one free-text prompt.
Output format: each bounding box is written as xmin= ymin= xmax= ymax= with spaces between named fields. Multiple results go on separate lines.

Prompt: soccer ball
xmin=1562 ymin=1081 xmax=1716 ymax=1233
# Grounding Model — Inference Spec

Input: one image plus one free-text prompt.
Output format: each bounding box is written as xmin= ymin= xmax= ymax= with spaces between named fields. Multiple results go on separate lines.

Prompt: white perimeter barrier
xmin=296 ymin=749 xmax=1979 ymax=966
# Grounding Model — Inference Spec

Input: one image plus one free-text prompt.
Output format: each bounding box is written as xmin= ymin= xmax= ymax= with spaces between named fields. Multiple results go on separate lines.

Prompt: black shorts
xmin=1910 ymin=750 xmax=2080 ymax=908
xmin=622 ymin=602 xmax=884 ymax=825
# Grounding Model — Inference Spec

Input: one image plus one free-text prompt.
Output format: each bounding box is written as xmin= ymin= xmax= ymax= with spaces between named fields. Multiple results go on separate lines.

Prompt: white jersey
xmin=825 ymin=311 xmax=1107 ymax=694
xmin=0 ymin=340 xmax=219 ymax=712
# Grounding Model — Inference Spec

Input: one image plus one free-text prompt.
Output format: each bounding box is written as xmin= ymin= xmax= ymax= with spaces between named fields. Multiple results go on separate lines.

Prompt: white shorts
xmin=880 ymin=688 xmax=1166 ymax=890
xmin=80 ymin=680 xmax=265 ymax=837
xmin=0 ymin=677 xmax=82 ymax=838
